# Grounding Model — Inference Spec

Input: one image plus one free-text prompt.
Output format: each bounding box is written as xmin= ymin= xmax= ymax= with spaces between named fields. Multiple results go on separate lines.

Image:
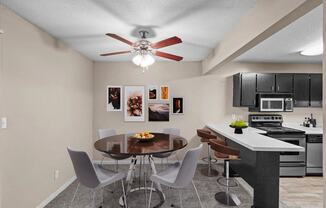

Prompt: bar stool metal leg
xmin=215 ymin=160 xmax=241 ymax=206
xmin=200 ymin=144 xmax=219 ymax=177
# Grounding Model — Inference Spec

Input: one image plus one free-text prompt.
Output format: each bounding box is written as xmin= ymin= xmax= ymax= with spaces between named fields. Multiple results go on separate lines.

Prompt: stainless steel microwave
xmin=260 ymin=97 xmax=293 ymax=112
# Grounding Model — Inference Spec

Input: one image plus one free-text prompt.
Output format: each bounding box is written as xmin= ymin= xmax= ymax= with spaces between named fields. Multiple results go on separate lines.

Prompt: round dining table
xmin=94 ymin=132 xmax=188 ymax=207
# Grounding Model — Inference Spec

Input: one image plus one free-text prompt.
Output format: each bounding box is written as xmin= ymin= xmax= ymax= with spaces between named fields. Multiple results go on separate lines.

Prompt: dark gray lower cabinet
xmin=310 ymin=74 xmax=322 ymax=107
xmin=294 ymin=74 xmax=310 ymax=107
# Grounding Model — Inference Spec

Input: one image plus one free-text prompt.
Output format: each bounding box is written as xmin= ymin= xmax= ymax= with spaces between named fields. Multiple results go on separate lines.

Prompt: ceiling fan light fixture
xmin=132 ymin=53 xmax=155 ymax=68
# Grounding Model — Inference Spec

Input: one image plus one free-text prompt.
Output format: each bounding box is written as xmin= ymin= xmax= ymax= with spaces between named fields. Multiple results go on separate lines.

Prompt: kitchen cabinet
xmin=257 ymin=73 xmax=275 ymax=92
xmin=275 ymin=74 xmax=293 ymax=93
xmin=233 ymin=73 xmax=257 ymax=107
xmin=293 ymin=74 xmax=310 ymax=107
xmin=310 ymin=74 xmax=322 ymax=107
xmin=241 ymin=73 xmax=257 ymax=106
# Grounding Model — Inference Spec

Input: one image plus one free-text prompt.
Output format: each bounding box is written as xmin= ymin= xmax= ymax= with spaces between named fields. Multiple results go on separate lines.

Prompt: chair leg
xmin=192 ymin=180 xmax=204 ymax=208
xmin=92 ymin=189 xmax=96 ymax=208
xmin=121 ymin=180 xmax=128 ymax=208
xmin=148 ymin=181 xmax=154 ymax=208
xmin=69 ymin=182 xmax=80 ymax=208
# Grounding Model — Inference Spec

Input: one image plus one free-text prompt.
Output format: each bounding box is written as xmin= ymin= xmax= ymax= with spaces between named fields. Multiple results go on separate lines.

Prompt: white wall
xmin=0 ymin=6 xmax=93 ymax=208
xmin=93 ymin=61 xmax=322 ymax=160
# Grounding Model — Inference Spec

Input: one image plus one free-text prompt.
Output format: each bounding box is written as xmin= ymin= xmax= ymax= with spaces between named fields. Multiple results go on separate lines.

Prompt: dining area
xmin=64 ymin=127 xmax=247 ymax=208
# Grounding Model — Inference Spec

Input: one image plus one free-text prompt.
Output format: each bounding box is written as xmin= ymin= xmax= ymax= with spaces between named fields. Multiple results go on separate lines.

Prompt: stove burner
xmin=256 ymin=126 xmax=305 ymax=134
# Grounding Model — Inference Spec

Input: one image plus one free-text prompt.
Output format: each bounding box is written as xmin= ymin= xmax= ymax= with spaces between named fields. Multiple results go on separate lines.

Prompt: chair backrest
xmin=209 ymin=139 xmax=240 ymax=156
xmin=67 ymin=147 xmax=100 ymax=188
xmin=98 ymin=128 xmax=116 ymax=140
xmin=174 ymin=144 xmax=203 ymax=187
xmin=162 ymin=128 xmax=180 ymax=136
xmin=197 ymin=129 xmax=216 ymax=140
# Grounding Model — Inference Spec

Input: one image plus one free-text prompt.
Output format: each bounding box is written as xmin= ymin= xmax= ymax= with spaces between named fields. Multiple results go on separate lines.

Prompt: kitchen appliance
xmin=258 ymin=94 xmax=293 ymax=112
xmin=306 ymin=134 xmax=323 ymax=175
xmin=249 ymin=114 xmax=306 ymax=176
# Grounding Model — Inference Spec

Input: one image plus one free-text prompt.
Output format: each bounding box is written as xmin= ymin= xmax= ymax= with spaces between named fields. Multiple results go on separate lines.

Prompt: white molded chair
xmin=98 ymin=128 xmax=130 ymax=170
xmin=148 ymin=144 xmax=204 ymax=208
xmin=67 ymin=147 xmax=127 ymax=208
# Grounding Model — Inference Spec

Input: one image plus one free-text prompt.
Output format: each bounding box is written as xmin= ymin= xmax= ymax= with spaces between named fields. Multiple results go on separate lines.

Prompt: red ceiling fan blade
xmin=154 ymin=51 xmax=183 ymax=61
xmin=100 ymin=51 xmax=131 ymax=56
xmin=106 ymin=33 xmax=133 ymax=46
xmin=151 ymin=36 xmax=182 ymax=49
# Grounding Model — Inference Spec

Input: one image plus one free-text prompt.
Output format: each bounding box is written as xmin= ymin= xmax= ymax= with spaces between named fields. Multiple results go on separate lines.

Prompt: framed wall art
xmin=172 ymin=97 xmax=184 ymax=114
xmin=124 ymin=86 xmax=145 ymax=122
xmin=148 ymin=85 xmax=158 ymax=101
xmin=107 ymin=86 xmax=122 ymax=111
xmin=148 ymin=103 xmax=170 ymax=122
xmin=160 ymin=85 xmax=169 ymax=101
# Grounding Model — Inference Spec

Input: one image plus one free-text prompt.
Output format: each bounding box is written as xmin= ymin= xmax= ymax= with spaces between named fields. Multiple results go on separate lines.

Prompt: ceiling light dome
xmin=132 ymin=53 xmax=155 ymax=68
xmin=300 ymin=40 xmax=323 ymax=56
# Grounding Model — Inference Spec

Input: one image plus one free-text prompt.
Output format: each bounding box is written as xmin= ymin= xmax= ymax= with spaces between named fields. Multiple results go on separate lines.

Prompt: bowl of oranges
xmin=133 ymin=131 xmax=155 ymax=142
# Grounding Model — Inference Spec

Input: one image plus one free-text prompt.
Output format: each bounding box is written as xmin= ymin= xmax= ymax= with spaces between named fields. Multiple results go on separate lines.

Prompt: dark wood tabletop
xmin=94 ymin=133 xmax=188 ymax=156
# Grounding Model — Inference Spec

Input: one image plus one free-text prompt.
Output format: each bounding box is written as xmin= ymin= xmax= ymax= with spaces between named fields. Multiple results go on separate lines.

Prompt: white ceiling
xmin=236 ymin=5 xmax=323 ymax=63
xmin=2 ymin=0 xmax=256 ymax=62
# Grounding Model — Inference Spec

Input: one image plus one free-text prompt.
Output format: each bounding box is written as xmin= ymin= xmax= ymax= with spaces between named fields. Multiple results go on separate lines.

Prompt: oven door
xmin=260 ymin=98 xmax=284 ymax=112
xmin=278 ymin=136 xmax=306 ymax=162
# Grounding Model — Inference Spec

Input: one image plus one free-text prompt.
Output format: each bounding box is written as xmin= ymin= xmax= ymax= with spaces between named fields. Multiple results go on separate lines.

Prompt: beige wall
xmin=0 ymin=6 xmax=93 ymax=208
xmin=323 ymin=1 xmax=325 ymax=208
xmin=93 ymin=61 xmax=322 ymax=160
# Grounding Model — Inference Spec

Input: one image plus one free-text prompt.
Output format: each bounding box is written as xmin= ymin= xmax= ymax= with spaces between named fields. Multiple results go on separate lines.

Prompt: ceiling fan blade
xmin=151 ymin=36 xmax=182 ymax=49
xmin=100 ymin=51 xmax=131 ymax=56
xmin=154 ymin=51 xmax=183 ymax=61
xmin=106 ymin=33 xmax=133 ymax=46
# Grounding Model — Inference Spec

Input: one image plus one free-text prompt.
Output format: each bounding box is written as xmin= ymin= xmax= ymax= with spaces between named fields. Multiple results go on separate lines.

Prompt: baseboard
xmin=36 ymin=176 xmax=76 ymax=208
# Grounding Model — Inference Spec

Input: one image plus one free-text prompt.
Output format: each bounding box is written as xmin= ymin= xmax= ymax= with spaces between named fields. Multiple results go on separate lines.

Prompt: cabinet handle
xmin=271 ymin=86 xmax=274 ymax=91
xmin=253 ymin=100 xmax=256 ymax=105
xmin=277 ymin=86 xmax=280 ymax=91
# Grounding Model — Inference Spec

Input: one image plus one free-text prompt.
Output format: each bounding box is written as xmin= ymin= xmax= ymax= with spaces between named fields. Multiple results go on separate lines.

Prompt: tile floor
xmin=45 ymin=163 xmax=323 ymax=208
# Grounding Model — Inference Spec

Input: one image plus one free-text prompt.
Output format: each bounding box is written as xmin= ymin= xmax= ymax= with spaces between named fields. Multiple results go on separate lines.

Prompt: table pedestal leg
xmin=119 ymin=155 xmax=165 ymax=207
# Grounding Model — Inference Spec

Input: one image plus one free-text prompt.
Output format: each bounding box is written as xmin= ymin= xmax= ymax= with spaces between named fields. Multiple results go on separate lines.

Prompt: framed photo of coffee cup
xmin=172 ymin=97 xmax=184 ymax=114
xmin=124 ymin=86 xmax=145 ymax=122
xmin=160 ymin=85 xmax=169 ymax=101
xmin=148 ymin=85 xmax=158 ymax=101
xmin=107 ymin=86 xmax=122 ymax=111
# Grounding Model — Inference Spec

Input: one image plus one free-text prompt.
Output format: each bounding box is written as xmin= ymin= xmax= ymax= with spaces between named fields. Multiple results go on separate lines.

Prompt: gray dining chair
xmin=67 ymin=147 xmax=127 ymax=208
xmin=98 ymin=128 xmax=130 ymax=171
xmin=153 ymin=128 xmax=181 ymax=163
xmin=148 ymin=144 xmax=204 ymax=208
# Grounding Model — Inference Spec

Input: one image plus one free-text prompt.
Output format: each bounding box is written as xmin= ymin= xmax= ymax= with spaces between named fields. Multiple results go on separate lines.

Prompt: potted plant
xmin=230 ymin=120 xmax=248 ymax=134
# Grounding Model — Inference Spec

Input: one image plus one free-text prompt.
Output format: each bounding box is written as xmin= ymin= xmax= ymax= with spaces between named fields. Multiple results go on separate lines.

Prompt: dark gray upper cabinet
xmin=256 ymin=73 xmax=275 ymax=92
xmin=293 ymin=74 xmax=310 ymax=107
xmin=310 ymin=74 xmax=322 ymax=107
xmin=275 ymin=74 xmax=293 ymax=93
xmin=241 ymin=73 xmax=257 ymax=106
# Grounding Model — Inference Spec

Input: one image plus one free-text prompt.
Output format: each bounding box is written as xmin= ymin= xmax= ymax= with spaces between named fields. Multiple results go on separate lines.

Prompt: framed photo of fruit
xmin=107 ymin=86 xmax=122 ymax=112
xmin=160 ymin=85 xmax=169 ymax=101
xmin=148 ymin=103 xmax=170 ymax=122
xmin=148 ymin=85 xmax=158 ymax=101
xmin=124 ymin=86 xmax=145 ymax=122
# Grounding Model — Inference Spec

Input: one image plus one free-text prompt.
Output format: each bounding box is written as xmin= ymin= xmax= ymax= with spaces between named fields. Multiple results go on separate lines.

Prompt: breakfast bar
xmin=207 ymin=123 xmax=305 ymax=208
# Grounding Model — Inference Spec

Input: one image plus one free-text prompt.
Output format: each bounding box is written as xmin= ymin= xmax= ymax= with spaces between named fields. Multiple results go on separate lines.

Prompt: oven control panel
xmin=249 ymin=114 xmax=283 ymax=125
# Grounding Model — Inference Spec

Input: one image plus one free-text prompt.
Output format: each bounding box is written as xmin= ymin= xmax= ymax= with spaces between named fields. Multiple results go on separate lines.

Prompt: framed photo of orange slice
xmin=160 ymin=85 xmax=169 ymax=101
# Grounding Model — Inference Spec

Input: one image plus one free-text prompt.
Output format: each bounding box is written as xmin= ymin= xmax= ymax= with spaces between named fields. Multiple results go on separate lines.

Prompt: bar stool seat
xmin=197 ymin=129 xmax=225 ymax=177
xmin=209 ymin=139 xmax=241 ymax=206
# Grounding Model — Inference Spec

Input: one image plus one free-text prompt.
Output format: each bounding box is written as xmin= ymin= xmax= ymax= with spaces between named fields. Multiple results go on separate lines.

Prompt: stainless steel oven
xmin=260 ymin=98 xmax=284 ymax=112
xmin=267 ymin=134 xmax=306 ymax=176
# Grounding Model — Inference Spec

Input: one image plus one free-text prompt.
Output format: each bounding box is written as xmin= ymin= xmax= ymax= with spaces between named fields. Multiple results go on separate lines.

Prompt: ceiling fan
xmin=100 ymin=31 xmax=183 ymax=68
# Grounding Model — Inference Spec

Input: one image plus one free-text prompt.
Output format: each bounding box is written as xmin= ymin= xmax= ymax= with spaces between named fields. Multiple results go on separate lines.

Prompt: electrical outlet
xmin=1 ymin=117 xmax=7 ymax=129
xmin=54 ymin=170 xmax=60 ymax=180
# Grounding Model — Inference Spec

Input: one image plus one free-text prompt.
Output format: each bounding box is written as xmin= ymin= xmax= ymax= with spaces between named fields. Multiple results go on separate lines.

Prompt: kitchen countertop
xmin=206 ymin=123 xmax=305 ymax=152
xmin=283 ymin=123 xmax=323 ymax=135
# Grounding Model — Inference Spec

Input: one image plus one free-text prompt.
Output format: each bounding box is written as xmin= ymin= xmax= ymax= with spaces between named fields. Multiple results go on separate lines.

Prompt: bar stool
xmin=197 ymin=129 xmax=225 ymax=177
xmin=209 ymin=139 xmax=241 ymax=206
